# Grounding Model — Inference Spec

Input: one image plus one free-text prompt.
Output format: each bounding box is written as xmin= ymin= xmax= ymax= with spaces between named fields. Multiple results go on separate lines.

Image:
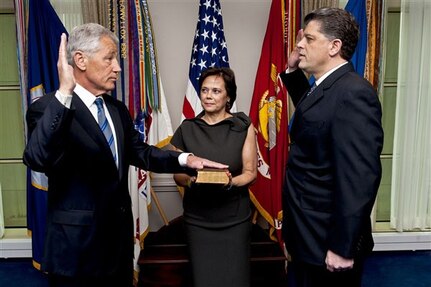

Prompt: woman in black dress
xmin=171 ymin=67 xmax=257 ymax=287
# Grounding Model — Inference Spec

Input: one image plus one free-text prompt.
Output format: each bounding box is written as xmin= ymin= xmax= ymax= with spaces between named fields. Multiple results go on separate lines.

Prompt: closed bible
xmin=195 ymin=168 xmax=229 ymax=184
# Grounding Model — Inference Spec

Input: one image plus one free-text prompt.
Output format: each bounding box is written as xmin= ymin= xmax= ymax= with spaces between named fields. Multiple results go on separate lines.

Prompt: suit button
xmin=120 ymin=207 xmax=126 ymax=213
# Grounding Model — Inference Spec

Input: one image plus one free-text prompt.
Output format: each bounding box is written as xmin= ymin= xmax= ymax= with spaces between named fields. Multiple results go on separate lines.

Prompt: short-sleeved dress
xmin=171 ymin=111 xmax=252 ymax=287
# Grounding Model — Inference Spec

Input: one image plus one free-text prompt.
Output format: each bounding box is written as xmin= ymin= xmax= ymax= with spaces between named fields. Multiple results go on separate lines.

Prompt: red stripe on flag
xmin=182 ymin=0 xmax=229 ymax=121
xmin=182 ymin=97 xmax=195 ymax=119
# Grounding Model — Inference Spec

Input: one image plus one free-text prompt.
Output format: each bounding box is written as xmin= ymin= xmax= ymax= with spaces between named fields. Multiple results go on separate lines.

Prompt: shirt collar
xmin=315 ymin=61 xmax=348 ymax=86
xmin=74 ymin=84 xmax=101 ymax=108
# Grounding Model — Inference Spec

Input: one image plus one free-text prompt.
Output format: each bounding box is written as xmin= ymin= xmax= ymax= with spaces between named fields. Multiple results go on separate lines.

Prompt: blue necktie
xmin=288 ymin=83 xmax=317 ymax=133
xmin=94 ymin=98 xmax=117 ymax=164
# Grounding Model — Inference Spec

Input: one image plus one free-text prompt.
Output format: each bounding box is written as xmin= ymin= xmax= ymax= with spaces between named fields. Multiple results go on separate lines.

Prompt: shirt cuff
xmin=55 ymin=90 xmax=72 ymax=108
xmin=178 ymin=153 xmax=193 ymax=167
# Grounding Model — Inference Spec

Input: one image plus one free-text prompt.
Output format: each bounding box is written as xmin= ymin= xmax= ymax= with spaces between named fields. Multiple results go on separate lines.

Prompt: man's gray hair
xmin=67 ymin=23 xmax=119 ymax=66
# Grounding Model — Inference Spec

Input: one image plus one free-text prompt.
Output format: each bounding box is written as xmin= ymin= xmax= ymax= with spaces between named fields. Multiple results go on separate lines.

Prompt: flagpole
xmin=150 ymin=187 xmax=169 ymax=226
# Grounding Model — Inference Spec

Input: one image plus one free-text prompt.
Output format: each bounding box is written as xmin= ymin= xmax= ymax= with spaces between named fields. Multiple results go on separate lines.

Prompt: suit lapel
xmin=291 ymin=63 xmax=355 ymax=134
xmin=103 ymin=96 xmax=125 ymax=178
xmin=299 ymin=63 xmax=354 ymax=114
xmin=72 ymin=95 xmax=117 ymax=166
xmin=298 ymin=86 xmax=323 ymax=114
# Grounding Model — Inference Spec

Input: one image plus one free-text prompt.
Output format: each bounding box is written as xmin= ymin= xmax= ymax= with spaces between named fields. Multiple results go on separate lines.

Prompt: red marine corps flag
xmin=249 ymin=0 xmax=301 ymax=244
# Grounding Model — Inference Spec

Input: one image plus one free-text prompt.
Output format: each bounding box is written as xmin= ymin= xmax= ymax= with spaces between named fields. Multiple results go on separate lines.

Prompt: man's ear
xmin=73 ymin=51 xmax=87 ymax=71
xmin=329 ymin=39 xmax=342 ymax=57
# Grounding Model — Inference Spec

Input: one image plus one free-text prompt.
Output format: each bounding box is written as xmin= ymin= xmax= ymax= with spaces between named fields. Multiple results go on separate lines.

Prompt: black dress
xmin=171 ymin=112 xmax=252 ymax=287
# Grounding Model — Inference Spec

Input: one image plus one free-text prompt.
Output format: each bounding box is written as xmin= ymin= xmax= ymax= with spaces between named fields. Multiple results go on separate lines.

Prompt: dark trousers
xmin=287 ymin=259 xmax=365 ymax=287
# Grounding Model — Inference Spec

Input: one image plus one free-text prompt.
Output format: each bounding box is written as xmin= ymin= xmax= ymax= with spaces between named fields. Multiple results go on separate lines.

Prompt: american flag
xmin=181 ymin=0 xmax=235 ymax=120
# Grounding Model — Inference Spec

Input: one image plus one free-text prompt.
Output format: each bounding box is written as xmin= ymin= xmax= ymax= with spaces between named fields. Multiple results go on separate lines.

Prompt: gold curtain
xmin=81 ymin=0 xmax=108 ymax=27
xmin=364 ymin=0 xmax=383 ymax=90
xmin=302 ymin=0 xmax=339 ymax=20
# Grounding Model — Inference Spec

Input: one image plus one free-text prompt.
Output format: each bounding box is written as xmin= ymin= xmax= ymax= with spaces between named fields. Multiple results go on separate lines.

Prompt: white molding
xmin=373 ymin=232 xmax=431 ymax=251
xmin=0 ymin=237 xmax=32 ymax=258
xmin=2 ymin=181 xmax=430 ymax=258
xmin=150 ymin=173 xmax=178 ymax=192
xmin=1 ymin=230 xmax=430 ymax=259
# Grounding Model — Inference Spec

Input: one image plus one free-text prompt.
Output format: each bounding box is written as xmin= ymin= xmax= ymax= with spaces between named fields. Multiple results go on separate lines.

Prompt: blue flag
xmin=345 ymin=0 xmax=368 ymax=77
xmin=26 ymin=0 xmax=67 ymax=270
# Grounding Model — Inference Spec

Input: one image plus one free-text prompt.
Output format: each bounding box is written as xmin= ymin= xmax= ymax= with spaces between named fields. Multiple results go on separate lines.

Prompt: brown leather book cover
xmin=195 ymin=168 xmax=229 ymax=184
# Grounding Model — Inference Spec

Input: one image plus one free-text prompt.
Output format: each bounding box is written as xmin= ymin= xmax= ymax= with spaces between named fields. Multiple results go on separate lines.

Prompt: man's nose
xmin=296 ymin=37 xmax=305 ymax=49
xmin=113 ymin=58 xmax=121 ymax=72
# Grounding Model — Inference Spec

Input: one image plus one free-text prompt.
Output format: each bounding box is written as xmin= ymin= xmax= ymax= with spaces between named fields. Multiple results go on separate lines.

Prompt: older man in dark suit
xmin=23 ymin=23 xmax=227 ymax=287
xmin=280 ymin=8 xmax=383 ymax=287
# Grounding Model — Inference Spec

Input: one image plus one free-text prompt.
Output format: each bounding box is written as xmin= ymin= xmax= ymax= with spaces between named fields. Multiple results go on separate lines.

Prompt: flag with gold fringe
xmin=345 ymin=0 xmax=384 ymax=90
xmin=248 ymin=0 xmax=301 ymax=245
xmin=15 ymin=0 xmax=68 ymax=270
xmin=108 ymin=0 xmax=174 ymax=282
xmin=364 ymin=0 xmax=384 ymax=90
xmin=345 ymin=0 xmax=368 ymax=77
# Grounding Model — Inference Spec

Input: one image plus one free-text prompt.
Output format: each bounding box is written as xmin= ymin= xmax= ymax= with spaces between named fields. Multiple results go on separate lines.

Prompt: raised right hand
xmin=287 ymin=29 xmax=304 ymax=72
xmin=57 ymin=33 xmax=76 ymax=96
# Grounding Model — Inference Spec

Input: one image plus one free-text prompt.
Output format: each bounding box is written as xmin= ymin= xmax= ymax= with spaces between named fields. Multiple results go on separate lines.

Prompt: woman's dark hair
xmin=304 ymin=7 xmax=359 ymax=61
xmin=199 ymin=67 xmax=237 ymax=110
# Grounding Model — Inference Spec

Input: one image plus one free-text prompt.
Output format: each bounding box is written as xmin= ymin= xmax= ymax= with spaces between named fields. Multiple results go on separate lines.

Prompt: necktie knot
xmin=289 ymin=82 xmax=318 ymax=133
xmin=95 ymin=97 xmax=104 ymax=110
xmin=307 ymin=83 xmax=317 ymax=97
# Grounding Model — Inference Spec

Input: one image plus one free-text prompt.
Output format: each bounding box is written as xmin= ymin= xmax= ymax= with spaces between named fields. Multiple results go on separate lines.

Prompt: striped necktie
xmin=94 ymin=97 xmax=117 ymax=164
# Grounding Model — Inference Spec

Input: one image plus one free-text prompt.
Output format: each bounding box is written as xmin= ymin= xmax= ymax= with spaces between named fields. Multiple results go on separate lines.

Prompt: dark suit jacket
xmin=23 ymin=92 xmax=188 ymax=277
xmin=280 ymin=63 xmax=384 ymax=266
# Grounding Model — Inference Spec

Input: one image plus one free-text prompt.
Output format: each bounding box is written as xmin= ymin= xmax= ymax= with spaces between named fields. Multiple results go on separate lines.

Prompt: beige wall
xmin=1 ymin=0 xmax=403 ymax=130
xmin=148 ymin=0 xmax=271 ymax=129
xmin=147 ymin=0 xmax=272 ymax=229
xmin=149 ymin=0 xmax=402 ymax=130
xmin=0 ymin=0 xmax=272 ymax=130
